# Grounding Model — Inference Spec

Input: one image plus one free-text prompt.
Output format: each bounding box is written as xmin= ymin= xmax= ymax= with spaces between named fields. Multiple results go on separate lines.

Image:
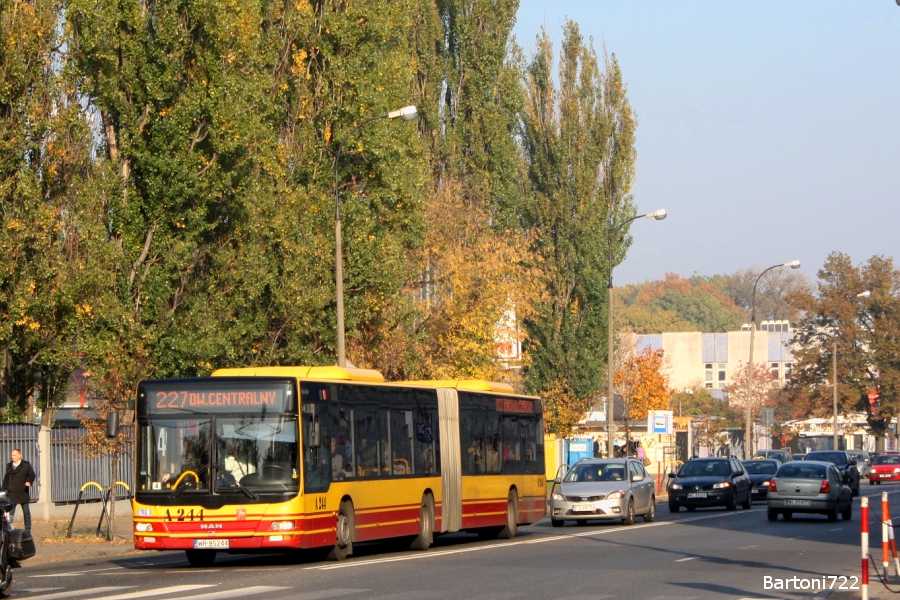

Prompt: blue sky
xmin=513 ymin=2 xmax=900 ymax=286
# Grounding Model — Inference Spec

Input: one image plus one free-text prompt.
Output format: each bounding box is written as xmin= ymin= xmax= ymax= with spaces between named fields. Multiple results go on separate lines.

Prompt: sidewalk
xmin=24 ymin=514 xmax=143 ymax=565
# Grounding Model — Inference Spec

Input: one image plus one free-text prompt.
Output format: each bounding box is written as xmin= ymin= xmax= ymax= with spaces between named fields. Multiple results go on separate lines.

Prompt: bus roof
xmin=211 ymin=366 xmax=385 ymax=383
xmin=399 ymin=379 xmax=517 ymax=393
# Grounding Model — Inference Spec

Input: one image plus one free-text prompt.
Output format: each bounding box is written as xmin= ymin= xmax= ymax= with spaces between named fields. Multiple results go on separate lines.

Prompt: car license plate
xmin=573 ymin=504 xmax=594 ymax=512
xmin=687 ymin=492 xmax=707 ymax=498
xmin=785 ymin=499 xmax=811 ymax=507
xmin=193 ymin=539 xmax=229 ymax=549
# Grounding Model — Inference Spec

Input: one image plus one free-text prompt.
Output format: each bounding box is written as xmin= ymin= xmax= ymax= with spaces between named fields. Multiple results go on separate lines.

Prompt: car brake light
xmin=820 ymin=480 xmax=830 ymax=493
xmin=768 ymin=479 xmax=777 ymax=492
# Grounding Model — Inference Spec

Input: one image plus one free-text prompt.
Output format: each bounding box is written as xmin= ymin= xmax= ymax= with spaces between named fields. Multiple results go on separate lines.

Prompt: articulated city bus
xmin=132 ymin=366 xmax=545 ymax=566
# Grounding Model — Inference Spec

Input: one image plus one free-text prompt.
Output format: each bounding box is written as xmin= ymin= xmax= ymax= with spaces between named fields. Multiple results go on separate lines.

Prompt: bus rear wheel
xmin=327 ymin=500 xmax=354 ymax=561
xmin=185 ymin=550 xmax=217 ymax=567
xmin=410 ymin=495 xmax=434 ymax=551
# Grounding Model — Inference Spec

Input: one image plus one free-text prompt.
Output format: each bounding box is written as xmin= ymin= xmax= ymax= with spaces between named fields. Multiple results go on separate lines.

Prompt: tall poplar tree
xmin=519 ymin=22 xmax=637 ymax=414
xmin=0 ymin=0 xmax=95 ymax=420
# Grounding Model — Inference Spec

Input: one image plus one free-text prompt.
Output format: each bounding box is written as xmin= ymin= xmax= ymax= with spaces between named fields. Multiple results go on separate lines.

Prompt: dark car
xmin=767 ymin=460 xmax=853 ymax=522
xmin=805 ymin=450 xmax=860 ymax=496
xmin=742 ymin=459 xmax=781 ymax=502
xmin=792 ymin=453 xmax=807 ymax=461
xmin=667 ymin=457 xmax=752 ymax=512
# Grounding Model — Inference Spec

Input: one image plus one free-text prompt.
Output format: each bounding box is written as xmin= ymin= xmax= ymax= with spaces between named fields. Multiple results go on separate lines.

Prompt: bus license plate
xmin=573 ymin=504 xmax=594 ymax=513
xmin=786 ymin=499 xmax=811 ymax=507
xmin=194 ymin=539 xmax=229 ymax=549
xmin=687 ymin=492 xmax=707 ymax=498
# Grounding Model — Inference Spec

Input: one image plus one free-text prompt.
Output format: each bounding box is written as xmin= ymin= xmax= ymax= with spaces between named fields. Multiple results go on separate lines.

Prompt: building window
xmin=784 ymin=362 xmax=793 ymax=379
xmin=770 ymin=362 xmax=780 ymax=380
xmin=717 ymin=364 xmax=727 ymax=388
xmin=705 ymin=364 xmax=713 ymax=389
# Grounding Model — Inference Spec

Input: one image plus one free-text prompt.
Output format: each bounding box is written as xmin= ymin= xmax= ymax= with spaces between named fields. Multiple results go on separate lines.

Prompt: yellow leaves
xmin=6 ymin=219 xmax=22 ymax=231
xmin=76 ymin=303 xmax=93 ymax=318
xmin=325 ymin=122 xmax=332 ymax=144
xmin=615 ymin=347 xmax=671 ymax=422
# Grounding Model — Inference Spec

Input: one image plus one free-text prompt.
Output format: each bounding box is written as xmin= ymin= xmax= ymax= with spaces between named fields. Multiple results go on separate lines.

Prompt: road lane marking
xmin=739 ymin=545 xmax=758 ymax=549
xmin=675 ymin=556 xmax=699 ymax=562
xmin=29 ymin=566 xmax=125 ymax=578
xmin=17 ymin=587 xmax=135 ymax=600
xmin=175 ymin=586 xmax=293 ymax=600
xmin=94 ymin=585 xmax=216 ymax=600
xmin=310 ymin=509 xmax=758 ymax=571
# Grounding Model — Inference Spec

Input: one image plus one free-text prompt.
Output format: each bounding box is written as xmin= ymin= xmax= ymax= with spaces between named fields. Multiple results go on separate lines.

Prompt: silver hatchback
xmin=549 ymin=459 xmax=656 ymax=527
xmin=766 ymin=460 xmax=853 ymax=522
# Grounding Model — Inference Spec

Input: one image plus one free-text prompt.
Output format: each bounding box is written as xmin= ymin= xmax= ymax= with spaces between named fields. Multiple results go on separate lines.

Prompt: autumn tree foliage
xmin=616 ymin=274 xmax=743 ymax=334
xmin=542 ymin=380 xmax=594 ymax=440
xmin=723 ymin=362 xmax=779 ymax=412
xmin=615 ymin=346 xmax=671 ymax=422
xmin=784 ymin=252 xmax=900 ymax=439
xmin=615 ymin=270 xmax=809 ymax=335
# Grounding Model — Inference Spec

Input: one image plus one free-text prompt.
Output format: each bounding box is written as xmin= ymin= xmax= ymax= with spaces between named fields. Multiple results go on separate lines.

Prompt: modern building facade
xmin=630 ymin=320 xmax=795 ymax=397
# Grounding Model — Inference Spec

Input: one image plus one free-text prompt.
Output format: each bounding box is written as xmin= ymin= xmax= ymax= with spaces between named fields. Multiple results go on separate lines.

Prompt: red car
xmin=869 ymin=454 xmax=900 ymax=484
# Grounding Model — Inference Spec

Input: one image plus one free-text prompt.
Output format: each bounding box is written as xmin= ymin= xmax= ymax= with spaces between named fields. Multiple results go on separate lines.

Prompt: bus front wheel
xmin=327 ymin=500 xmax=354 ymax=561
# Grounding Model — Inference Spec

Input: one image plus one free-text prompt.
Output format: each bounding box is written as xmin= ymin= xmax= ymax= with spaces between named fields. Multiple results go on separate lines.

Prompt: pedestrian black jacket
xmin=3 ymin=460 xmax=36 ymax=505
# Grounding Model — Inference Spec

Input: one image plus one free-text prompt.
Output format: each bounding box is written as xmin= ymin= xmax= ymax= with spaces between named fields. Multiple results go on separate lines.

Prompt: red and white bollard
xmin=884 ymin=492 xmax=900 ymax=577
xmin=883 ymin=492 xmax=890 ymax=580
xmin=863 ymin=496 xmax=869 ymax=600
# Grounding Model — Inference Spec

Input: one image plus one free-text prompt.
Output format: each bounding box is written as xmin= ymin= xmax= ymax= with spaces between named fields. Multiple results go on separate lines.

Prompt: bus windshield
xmin=139 ymin=415 xmax=299 ymax=496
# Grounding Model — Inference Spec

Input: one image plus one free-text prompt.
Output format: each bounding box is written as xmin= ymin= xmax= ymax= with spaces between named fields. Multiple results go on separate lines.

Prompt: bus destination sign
xmin=496 ymin=398 xmax=534 ymax=414
xmin=141 ymin=380 xmax=292 ymax=414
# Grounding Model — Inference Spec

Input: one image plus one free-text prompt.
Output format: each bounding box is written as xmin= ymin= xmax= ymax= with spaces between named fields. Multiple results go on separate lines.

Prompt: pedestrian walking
xmin=3 ymin=448 xmax=36 ymax=531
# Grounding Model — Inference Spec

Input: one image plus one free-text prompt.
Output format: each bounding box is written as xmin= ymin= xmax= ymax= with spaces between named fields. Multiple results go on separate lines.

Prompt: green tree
xmin=520 ymin=22 xmax=637 ymax=406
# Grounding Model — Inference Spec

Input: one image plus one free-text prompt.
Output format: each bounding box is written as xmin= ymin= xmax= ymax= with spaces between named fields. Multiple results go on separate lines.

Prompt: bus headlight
xmin=135 ymin=522 xmax=153 ymax=532
xmin=270 ymin=521 xmax=295 ymax=531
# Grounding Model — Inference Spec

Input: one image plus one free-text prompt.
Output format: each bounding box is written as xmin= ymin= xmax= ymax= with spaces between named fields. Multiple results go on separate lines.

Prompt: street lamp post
xmin=333 ymin=105 xmax=418 ymax=367
xmin=744 ymin=259 xmax=801 ymax=459
xmin=606 ymin=208 xmax=667 ymax=459
xmin=832 ymin=290 xmax=870 ymax=449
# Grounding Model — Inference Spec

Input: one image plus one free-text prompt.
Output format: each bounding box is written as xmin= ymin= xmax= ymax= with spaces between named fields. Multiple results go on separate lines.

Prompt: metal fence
xmin=0 ymin=424 xmax=41 ymax=501
xmin=50 ymin=427 xmax=134 ymax=503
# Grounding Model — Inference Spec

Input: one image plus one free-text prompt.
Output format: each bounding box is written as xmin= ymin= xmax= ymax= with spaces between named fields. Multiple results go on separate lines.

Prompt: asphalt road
xmin=11 ymin=487 xmax=898 ymax=600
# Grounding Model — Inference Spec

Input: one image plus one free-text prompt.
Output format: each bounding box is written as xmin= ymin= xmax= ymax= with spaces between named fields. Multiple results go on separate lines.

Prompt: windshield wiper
xmin=212 ymin=465 xmax=259 ymax=499
xmin=219 ymin=480 xmax=258 ymax=499
xmin=167 ymin=478 xmax=194 ymax=501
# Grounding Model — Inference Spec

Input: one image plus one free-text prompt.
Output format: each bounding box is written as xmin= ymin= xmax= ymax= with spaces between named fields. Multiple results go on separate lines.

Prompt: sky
xmin=512 ymin=1 xmax=900 ymax=287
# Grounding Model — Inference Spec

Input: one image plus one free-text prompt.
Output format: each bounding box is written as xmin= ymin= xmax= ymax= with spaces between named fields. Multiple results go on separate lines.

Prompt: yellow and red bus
xmin=132 ymin=366 xmax=546 ymax=566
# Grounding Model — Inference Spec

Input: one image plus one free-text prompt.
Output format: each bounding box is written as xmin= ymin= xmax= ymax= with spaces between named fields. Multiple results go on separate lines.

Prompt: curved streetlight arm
xmin=744 ymin=259 xmax=800 ymax=458
xmin=332 ymin=106 xmax=419 ymax=368
xmin=606 ymin=207 xmax=666 ymax=459
xmin=607 ymin=209 xmax=667 ymax=288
